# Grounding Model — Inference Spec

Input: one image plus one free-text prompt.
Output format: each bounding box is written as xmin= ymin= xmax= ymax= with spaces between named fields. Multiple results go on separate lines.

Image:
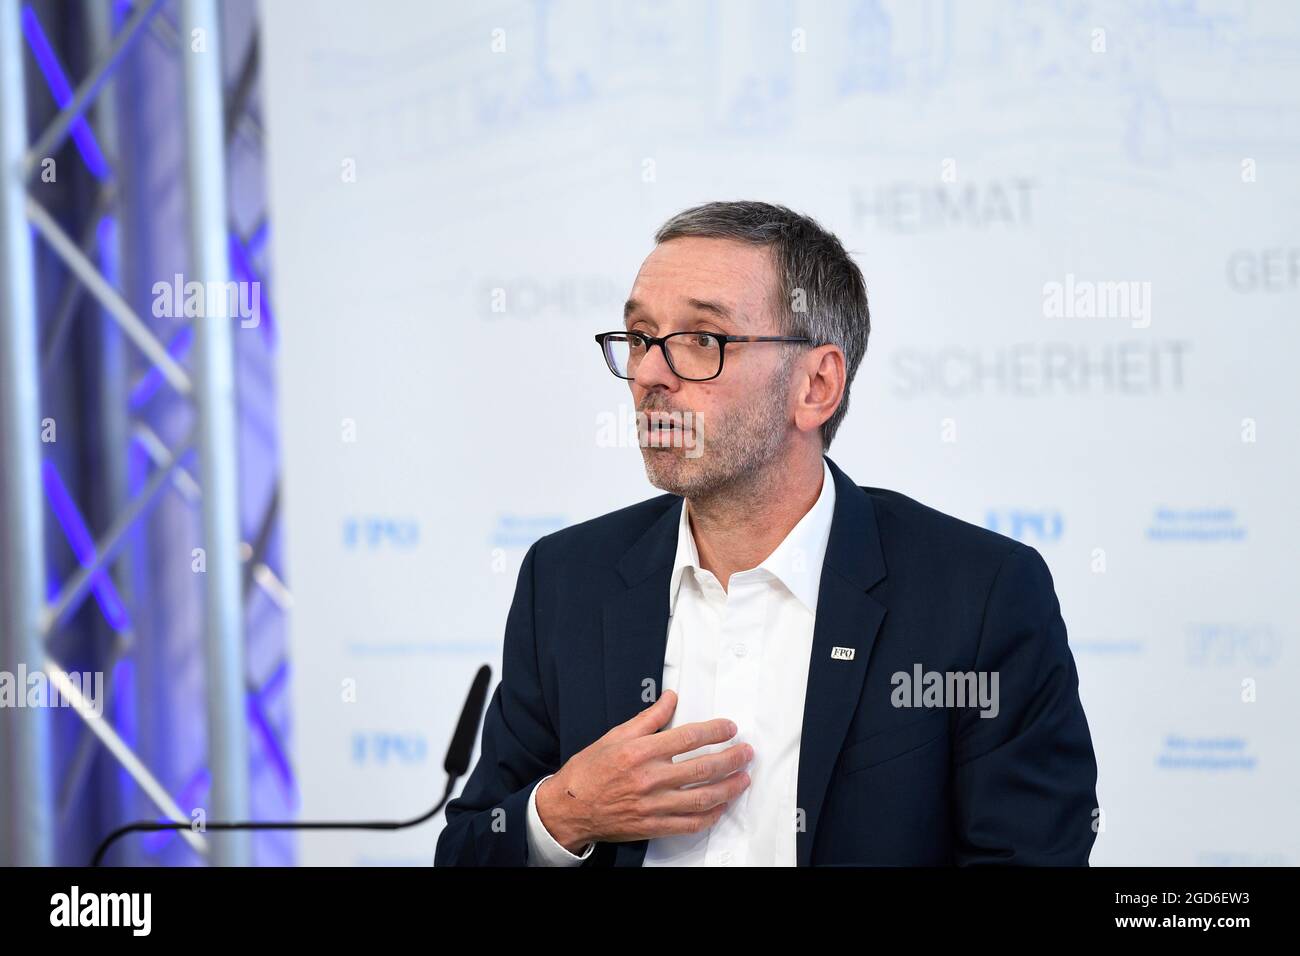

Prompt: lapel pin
xmin=830 ymin=646 xmax=855 ymax=661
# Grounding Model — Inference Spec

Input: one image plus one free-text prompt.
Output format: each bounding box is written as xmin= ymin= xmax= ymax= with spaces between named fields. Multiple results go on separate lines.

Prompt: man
xmin=435 ymin=201 xmax=1099 ymax=867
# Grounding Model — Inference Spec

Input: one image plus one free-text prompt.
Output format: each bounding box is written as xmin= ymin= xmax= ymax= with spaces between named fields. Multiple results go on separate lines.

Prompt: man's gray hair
xmin=653 ymin=200 xmax=869 ymax=449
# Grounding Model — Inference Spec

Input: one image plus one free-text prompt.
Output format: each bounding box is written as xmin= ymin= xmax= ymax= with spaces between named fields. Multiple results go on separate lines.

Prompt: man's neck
xmin=685 ymin=451 xmax=825 ymax=592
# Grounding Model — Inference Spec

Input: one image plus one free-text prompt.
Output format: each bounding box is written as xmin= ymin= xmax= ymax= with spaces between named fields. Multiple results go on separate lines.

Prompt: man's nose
xmin=632 ymin=341 xmax=680 ymax=391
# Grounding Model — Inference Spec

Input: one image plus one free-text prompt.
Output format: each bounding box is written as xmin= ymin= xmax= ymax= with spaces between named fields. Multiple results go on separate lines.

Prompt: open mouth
xmin=641 ymin=410 xmax=690 ymax=445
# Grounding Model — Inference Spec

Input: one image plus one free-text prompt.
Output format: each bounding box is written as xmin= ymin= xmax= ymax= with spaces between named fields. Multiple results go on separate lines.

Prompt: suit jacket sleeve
xmin=435 ymin=538 xmax=564 ymax=866
xmin=952 ymin=543 xmax=1100 ymax=865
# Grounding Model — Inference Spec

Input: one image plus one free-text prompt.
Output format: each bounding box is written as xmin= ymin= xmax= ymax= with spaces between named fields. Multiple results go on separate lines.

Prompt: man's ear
xmin=793 ymin=345 xmax=845 ymax=437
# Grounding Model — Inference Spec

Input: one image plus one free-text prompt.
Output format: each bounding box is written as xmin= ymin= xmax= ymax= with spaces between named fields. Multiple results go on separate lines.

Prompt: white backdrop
xmin=260 ymin=0 xmax=1300 ymax=866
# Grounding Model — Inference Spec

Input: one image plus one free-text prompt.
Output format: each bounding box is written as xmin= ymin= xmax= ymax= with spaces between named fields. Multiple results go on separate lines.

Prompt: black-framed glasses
xmin=594 ymin=330 xmax=811 ymax=382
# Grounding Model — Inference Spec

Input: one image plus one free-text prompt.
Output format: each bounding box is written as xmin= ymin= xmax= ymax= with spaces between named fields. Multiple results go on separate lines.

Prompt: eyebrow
xmin=623 ymin=297 xmax=735 ymax=325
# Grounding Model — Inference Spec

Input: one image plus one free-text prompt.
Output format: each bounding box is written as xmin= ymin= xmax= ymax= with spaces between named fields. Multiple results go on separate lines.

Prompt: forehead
xmin=625 ymin=236 xmax=778 ymax=329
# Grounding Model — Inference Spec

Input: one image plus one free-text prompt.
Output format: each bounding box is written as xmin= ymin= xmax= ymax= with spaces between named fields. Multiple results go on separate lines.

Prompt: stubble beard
xmin=639 ymin=360 xmax=795 ymax=502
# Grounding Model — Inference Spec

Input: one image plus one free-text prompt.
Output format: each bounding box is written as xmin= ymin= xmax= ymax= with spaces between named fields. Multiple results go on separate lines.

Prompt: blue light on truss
xmin=248 ymin=687 xmax=295 ymax=797
xmin=247 ymin=219 xmax=269 ymax=256
xmin=41 ymin=460 xmax=130 ymax=632
xmin=97 ymin=214 xmax=119 ymax=282
xmin=128 ymin=326 xmax=192 ymax=409
xmin=21 ymin=5 xmax=111 ymax=182
xmin=229 ymin=231 xmax=277 ymax=348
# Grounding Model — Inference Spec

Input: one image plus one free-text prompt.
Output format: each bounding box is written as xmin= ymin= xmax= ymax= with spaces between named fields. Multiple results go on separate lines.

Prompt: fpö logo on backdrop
xmin=1185 ymin=623 xmax=1281 ymax=668
xmin=352 ymin=730 xmax=428 ymax=766
xmin=890 ymin=340 xmax=1190 ymax=398
xmin=984 ymin=508 xmax=1063 ymax=545
xmin=342 ymin=516 xmax=420 ymax=551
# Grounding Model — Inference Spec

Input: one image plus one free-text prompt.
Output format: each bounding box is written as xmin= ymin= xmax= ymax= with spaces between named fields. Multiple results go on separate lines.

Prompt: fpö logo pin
xmin=830 ymin=646 xmax=856 ymax=661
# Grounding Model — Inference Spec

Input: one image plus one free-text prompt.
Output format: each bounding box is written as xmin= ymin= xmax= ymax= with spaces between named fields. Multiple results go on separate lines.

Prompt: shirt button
xmin=718 ymin=850 xmax=733 ymax=865
xmin=732 ymin=643 xmax=747 ymax=657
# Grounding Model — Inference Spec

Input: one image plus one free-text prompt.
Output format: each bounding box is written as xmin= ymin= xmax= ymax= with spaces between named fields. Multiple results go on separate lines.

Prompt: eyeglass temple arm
xmin=722 ymin=335 xmax=811 ymax=343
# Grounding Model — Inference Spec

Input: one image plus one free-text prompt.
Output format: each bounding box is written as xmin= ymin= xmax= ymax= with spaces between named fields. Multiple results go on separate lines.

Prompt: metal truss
xmin=0 ymin=0 xmax=288 ymax=866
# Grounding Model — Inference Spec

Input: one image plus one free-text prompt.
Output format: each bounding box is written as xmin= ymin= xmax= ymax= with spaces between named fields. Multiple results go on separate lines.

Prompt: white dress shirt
xmin=526 ymin=458 xmax=836 ymax=866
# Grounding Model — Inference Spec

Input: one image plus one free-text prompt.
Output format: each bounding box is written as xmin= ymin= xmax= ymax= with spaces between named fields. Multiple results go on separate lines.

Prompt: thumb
xmin=612 ymin=688 xmax=677 ymax=740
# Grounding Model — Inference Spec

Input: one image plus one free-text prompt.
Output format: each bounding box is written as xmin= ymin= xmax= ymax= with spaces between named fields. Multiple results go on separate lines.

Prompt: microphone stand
xmin=91 ymin=778 xmax=457 ymax=866
xmin=91 ymin=665 xmax=491 ymax=867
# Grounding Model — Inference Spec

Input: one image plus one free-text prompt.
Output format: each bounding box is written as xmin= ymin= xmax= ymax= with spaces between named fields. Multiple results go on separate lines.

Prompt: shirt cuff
xmin=526 ymin=773 xmax=595 ymax=866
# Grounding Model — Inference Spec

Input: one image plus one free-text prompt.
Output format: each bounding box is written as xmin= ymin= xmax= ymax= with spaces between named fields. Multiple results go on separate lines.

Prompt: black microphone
xmin=91 ymin=664 xmax=492 ymax=866
xmin=446 ymin=663 xmax=491 ymax=778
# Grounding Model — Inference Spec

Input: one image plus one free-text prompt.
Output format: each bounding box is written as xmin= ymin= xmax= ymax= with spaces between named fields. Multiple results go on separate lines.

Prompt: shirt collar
xmin=668 ymin=456 xmax=837 ymax=616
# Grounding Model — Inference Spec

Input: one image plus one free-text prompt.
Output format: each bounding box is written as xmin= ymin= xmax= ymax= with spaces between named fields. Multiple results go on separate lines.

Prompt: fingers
xmin=604 ymin=762 xmax=751 ymax=843
xmin=588 ymin=698 xmax=752 ymax=845
xmin=643 ymin=715 xmax=738 ymax=759
xmin=641 ymin=768 xmax=751 ymax=819
xmin=655 ymin=740 xmax=753 ymax=790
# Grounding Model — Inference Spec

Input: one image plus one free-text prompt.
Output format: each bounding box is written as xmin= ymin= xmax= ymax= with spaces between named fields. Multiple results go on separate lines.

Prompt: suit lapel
xmin=795 ymin=456 xmax=888 ymax=866
xmin=603 ymin=497 xmax=681 ymax=867
xmin=602 ymin=569 xmax=675 ymax=730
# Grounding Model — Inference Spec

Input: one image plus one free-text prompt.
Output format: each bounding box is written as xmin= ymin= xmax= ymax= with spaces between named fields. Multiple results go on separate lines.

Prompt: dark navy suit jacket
xmin=435 ymin=455 xmax=1099 ymax=866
